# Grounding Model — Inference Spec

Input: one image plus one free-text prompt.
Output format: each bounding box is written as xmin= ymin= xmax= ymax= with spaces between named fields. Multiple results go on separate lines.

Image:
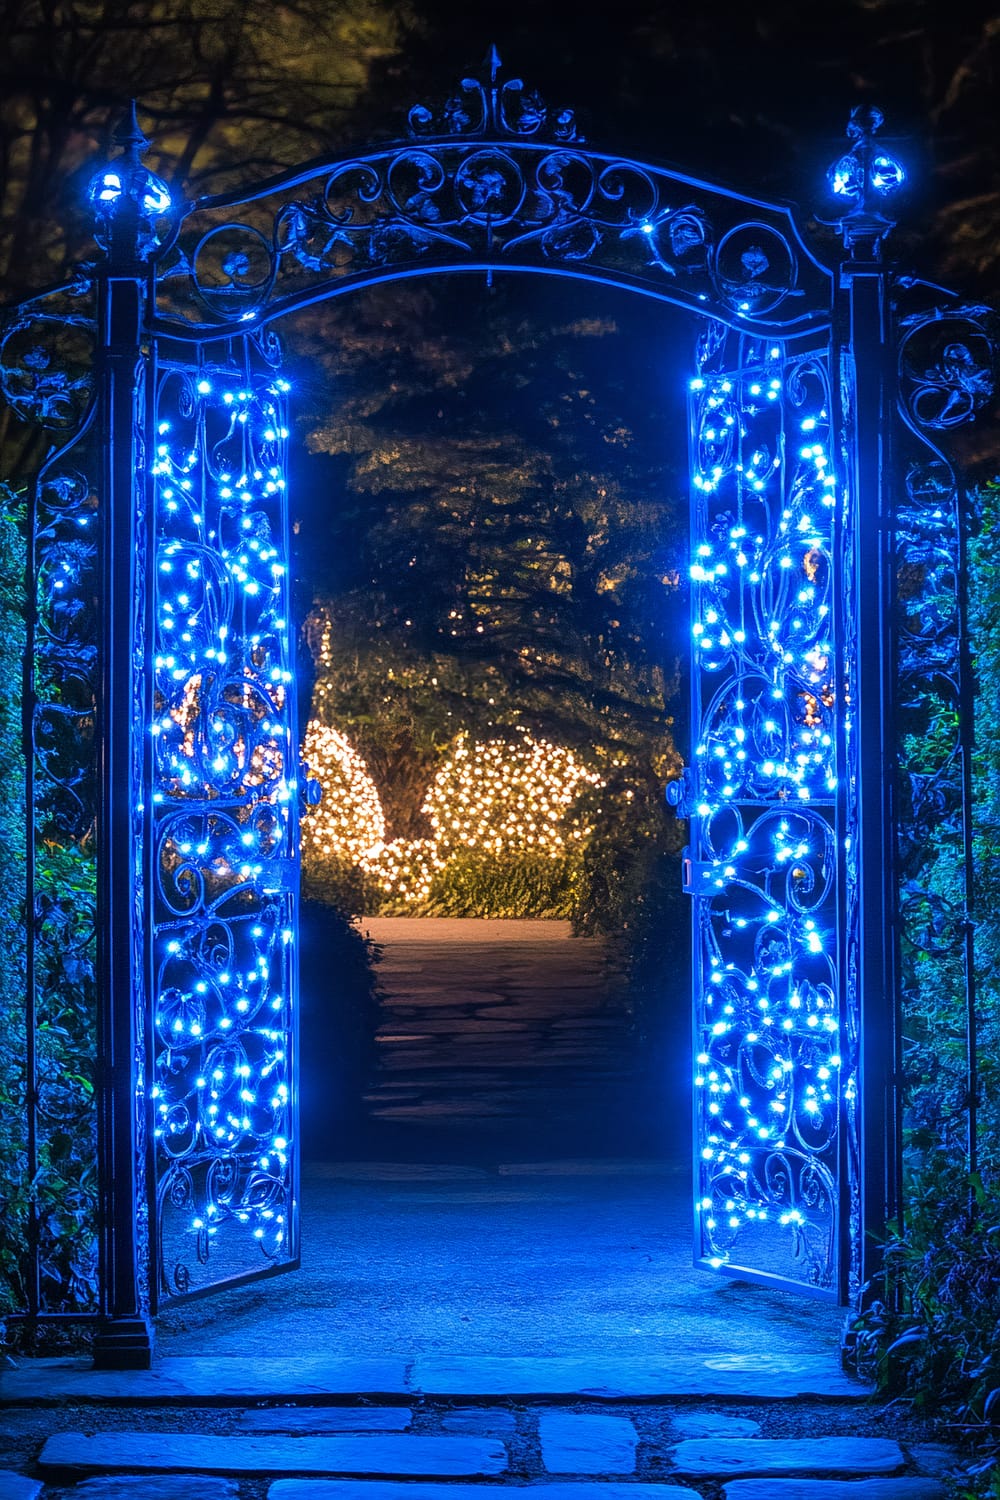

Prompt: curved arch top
xmin=151 ymin=60 xmax=835 ymax=340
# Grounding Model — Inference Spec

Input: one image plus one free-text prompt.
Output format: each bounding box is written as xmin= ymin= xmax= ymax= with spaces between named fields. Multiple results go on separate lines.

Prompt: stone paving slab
xmin=0 ymin=1474 xmax=42 ymax=1500
xmin=670 ymin=1412 xmax=762 ymax=1439
xmin=441 ymin=1409 xmax=518 ymax=1434
xmin=537 ymin=1412 xmax=638 ymax=1474
xmin=411 ymin=1354 xmax=870 ymax=1401
xmin=39 ymin=1433 xmax=507 ymax=1478
xmin=50 ymin=1479 xmax=239 ymax=1499
xmin=672 ymin=1437 xmax=905 ymax=1477
xmin=237 ymin=1408 xmax=413 ymax=1432
xmin=268 ymin=1486 xmax=693 ymax=1500
xmin=0 ymin=1357 xmax=409 ymax=1405
xmin=723 ymin=1482 xmax=948 ymax=1500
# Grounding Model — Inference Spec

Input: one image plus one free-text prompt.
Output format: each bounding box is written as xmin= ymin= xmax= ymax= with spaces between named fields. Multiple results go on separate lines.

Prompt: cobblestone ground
xmin=0 ymin=1392 xmax=961 ymax=1500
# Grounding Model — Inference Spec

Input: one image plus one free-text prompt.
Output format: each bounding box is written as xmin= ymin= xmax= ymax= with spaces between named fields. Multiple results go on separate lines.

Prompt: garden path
xmin=354 ymin=916 xmax=665 ymax=1160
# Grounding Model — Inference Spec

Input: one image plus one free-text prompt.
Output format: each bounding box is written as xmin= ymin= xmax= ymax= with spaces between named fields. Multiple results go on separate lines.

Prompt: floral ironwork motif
xmin=408 ymin=47 xmax=581 ymax=143
xmin=687 ymin=334 xmax=842 ymax=1291
xmin=149 ymin=333 xmax=298 ymax=1300
xmin=0 ymin=280 xmax=95 ymax=429
xmin=152 ymin=61 xmax=829 ymax=337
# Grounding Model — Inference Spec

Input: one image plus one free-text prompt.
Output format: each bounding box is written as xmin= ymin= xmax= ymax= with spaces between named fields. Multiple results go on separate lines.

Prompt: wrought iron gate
xmin=1 ymin=66 xmax=994 ymax=1364
xmin=682 ymin=333 xmax=847 ymax=1294
xmin=148 ymin=337 xmax=299 ymax=1304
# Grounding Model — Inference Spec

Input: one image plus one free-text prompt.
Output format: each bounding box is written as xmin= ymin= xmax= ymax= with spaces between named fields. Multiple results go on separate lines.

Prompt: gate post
xmin=828 ymin=108 xmax=908 ymax=1301
xmin=87 ymin=105 xmax=170 ymax=1369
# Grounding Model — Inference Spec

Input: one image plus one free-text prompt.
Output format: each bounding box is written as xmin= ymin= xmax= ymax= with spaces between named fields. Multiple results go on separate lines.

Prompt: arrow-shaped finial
xmin=486 ymin=43 xmax=502 ymax=83
xmin=112 ymin=99 xmax=149 ymax=164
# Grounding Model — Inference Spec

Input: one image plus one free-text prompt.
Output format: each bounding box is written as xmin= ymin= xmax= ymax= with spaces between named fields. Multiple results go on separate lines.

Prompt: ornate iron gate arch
xmin=1 ymin=61 xmax=995 ymax=1366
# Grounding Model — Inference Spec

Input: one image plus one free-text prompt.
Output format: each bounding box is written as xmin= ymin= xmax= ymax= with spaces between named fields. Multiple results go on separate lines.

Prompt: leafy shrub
xmin=852 ymin=1159 xmax=1000 ymax=1490
xmin=297 ymin=897 xmax=381 ymax=1155
xmin=0 ymin=495 xmax=99 ymax=1345
xmin=0 ymin=496 xmax=27 ymax=1327
xmin=428 ymin=847 xmax=585 ymax=919
xmin=573 ymin=758 xmax=688 ymax=1067
xmin=852 ymin=481 xmax=1000 ymax=1491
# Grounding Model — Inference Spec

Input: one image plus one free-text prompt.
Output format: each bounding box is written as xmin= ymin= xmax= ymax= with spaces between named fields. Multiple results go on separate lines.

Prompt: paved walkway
xmin=355 ymin=918 xmax=655 ymax=1159
xmin=0 ymin=922 xmax=962 ymax=1498
xmin=0 ymin=1390 xmax=957 ymax=1499
xmin=152 ymin=1163 xmax=845 ymax=1363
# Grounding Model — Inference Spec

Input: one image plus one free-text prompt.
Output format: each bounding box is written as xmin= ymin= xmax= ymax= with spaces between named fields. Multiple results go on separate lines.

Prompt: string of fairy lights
xmin=145 ymin=342 xmax=844 ymax=1287
xmin=302 ymin=724 xmax=603 ymax=901
xmin=688 ymin=347 xmax=842 ymax=1279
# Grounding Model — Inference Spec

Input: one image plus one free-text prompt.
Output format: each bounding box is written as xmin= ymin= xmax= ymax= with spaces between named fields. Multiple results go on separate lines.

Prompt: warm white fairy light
xmin=423 ymin=730 xmax=604 ymax=859
xmin=301 ymin=725 xmax=603 ymax=902
xmin=300 ymin=721 xmax=385 ymax=863
xmin=360 ymin=838 xmax=444 ymax=903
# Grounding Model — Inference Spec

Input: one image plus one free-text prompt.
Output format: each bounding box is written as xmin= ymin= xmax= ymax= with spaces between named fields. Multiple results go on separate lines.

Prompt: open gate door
xmin=681 ymin=328 xmax=847 ymax=1299
xmin=146 ymin=333 xmax=300 ymax=1306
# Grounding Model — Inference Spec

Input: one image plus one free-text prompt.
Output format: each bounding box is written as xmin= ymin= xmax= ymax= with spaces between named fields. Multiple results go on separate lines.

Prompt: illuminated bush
xmin=301 ymin=723 xmax=604 ymax=913
xmin=301 ymin=721 xmax=385 ymax=864
xmin=361 ymin=838 xmax=444 ymax=904
xmin=423 ymin=730 xmax=603 ymax=859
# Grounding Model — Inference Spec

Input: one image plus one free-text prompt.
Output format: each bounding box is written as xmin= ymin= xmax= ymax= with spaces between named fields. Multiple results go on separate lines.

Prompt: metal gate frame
xmin=1 ymin=67 xmax=994 ymax=1366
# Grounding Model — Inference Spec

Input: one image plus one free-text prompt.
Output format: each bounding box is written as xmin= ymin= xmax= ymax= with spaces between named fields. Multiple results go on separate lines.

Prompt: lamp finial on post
xmin=87 ymin=100 xmax=172 ymax=271
xmin=822 ymin=104 xmax=907 ymax=258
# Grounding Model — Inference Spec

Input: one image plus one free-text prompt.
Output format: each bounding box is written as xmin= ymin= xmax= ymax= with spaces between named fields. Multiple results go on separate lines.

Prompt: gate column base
xmin=92 ymin=1316 xmax=154 ymax=1370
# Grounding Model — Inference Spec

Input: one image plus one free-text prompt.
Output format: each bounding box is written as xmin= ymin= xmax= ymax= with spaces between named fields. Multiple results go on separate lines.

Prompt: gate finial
xmin=486 ymin=43 xmax=502 ymax=83
xmin=112 ymin=99 xmax=150 ymax=165
xmin=87 ymin=100 xmax=174 ymax=267
xmin=823 ymin=104 xmax=907 ymax=256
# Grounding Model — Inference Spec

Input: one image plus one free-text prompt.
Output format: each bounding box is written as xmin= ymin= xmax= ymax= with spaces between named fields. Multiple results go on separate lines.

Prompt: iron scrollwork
xmin=687 ymin=332 xmax=843 ymax=1292
xmin=149 ymin=332 xmax=298 ymax=1300
xmin=153 ymin=60 xmax=830 ymax=338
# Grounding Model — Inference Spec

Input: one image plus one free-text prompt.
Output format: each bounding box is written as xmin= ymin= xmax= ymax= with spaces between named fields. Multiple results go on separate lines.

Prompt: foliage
xmin=851 ymin=481 xmax=1000 ymax=1490
xmin=297 ymin=896 xmax=381 ymax=1152
xmin=852 ymin=1159 xmax=1000 ymax=1493
xmin=302 ymin=725 xmax=610 ymax=918
xmin=299 ymin=273 xmax=686 ymax=951
xmin=301 ymin=720 xmax=385 ymax=866
xmin=573 ymin=758 xmax=689 ymax=1069
xmin=0 ymin=491 xmax=99 ymax=1341
xmin=968 ymin=482 xmax=1000 ymax=1176
xmin=0 ymin=0 xmax=419 ymax=297
xmin=0 ymin=494 xmax=27 ymax=1324
xmin=297 ymin=276 xmax=685 ymax=795
xmin=29 ymin=842 xmax=99 ymax=1319
xmin=428 ymin=848 xmax=585 ymax=920
xmin=423 ymin=730 xmax=603 ymax=859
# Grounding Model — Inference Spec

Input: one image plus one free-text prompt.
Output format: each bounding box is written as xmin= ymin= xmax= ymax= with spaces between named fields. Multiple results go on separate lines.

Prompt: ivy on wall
xmin=0 ymin=495 xmax=27 ymax=1322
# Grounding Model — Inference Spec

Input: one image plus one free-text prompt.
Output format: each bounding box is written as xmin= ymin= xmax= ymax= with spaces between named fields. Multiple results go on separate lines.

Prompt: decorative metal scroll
xmin=0 ymin=279 xmax=101 ymax=1316
xmin=893 ymin=289 xmax=997 ymax=1179
xmin=149 ymin=330 xmax=299 ymax=1302
xmin=679 ymin=328 xmax=844 ymax=1294
xmin=152 ymin=61 xmax=832 ymax=339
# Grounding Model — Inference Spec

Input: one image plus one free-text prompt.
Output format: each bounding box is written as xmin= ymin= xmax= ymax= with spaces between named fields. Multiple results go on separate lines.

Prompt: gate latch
xmin=682 ymin=852 xmax=742 ymax=897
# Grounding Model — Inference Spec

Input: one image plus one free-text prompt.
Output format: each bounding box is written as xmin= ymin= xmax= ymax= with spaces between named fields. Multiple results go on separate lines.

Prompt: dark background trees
xmin=3 ymin=2 xmax=997 ymax=297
